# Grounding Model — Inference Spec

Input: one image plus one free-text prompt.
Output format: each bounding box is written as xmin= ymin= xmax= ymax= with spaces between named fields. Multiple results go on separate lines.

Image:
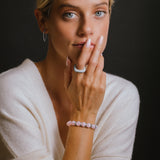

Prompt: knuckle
xmin=96 ymin=63 xmax=103 ymax=70
xmin=97 ymin=47 xmax=101 ymax=53
xmin=92 ymin=83 xmax=97 ymax=90
xmin=89 ymin=60 xmax=97 ymax=67
xmin=99 ymin=84 xmax=106 ymax=92
xmin=96 ymin=62 xmax=103 ymax=71
xmin=77 ymin=60 xmax=85 ymax=69
xmin=100 ymin=55 xmax=104 ymax=61
xmin=77 ymin=64 xmax=84 ymax=69
xmin=102 ymin=72 xmax=106 ymax=80
xmin=99 ymin=55 xmax=104 ymax=64
xmin=81 ymin=78 xmax=90 ymax=88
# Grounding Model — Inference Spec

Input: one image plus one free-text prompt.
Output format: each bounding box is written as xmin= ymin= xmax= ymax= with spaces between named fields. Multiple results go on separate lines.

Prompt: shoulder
xmin=105 ymin=73 xmax=140 ymax=103
xmin=97 ymin=72 xmax=140 ymax=127
xmin=0 ymin=60 xmax=49 ymax=158
xmin=92 ymin=73 xmax=140 ymax=158
xmin=0 ymin=59 xmax=36 ymax=86
xmin=0 ymin=59 xmax=39 ymax=109
xmin=0 ymin=59 xmax=43 ymax=135
xmin=0 ymin=58 xmax=38 ymax=90
xmin=106 ymin=72 xmax=138 ymax=92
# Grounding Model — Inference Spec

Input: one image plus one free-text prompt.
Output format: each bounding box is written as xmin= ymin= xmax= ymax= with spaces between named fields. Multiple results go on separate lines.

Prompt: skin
xmin=34 ymin=0 xmax=110 ymax=159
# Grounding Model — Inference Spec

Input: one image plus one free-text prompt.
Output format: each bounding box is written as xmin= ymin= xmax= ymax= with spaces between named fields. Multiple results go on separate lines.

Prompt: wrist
xmin=70 ymin=110 xmax=97 ymax=124
xmin=66 ymin=120 xmax=98 ymax=130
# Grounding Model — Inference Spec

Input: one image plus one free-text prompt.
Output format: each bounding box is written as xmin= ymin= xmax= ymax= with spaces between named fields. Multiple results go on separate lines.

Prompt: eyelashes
xmin=95 ymin=11 xmax=107 ymax=17
xmin=63 ymin=12 xmax=77 ymax=19
xmin=62 ymin=10 xmax=107 ymax=20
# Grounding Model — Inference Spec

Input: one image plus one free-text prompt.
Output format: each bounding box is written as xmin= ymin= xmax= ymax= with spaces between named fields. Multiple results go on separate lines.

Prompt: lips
xmin=73 ymin=43 xmax=85 ymax=47
xmin=73 ymin=41 xmax=95 ymax=48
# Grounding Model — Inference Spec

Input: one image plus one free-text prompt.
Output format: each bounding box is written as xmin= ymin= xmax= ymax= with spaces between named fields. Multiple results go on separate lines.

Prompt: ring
xmin=74 ymin=64 xmax=86 ymax=73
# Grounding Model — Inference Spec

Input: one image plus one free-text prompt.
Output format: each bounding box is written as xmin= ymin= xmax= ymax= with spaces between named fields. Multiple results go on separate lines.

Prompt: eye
xmin=63 ymin=12 xmax=76 ymax=19
xmin=95 ymin=11 xmax=106 ymax=17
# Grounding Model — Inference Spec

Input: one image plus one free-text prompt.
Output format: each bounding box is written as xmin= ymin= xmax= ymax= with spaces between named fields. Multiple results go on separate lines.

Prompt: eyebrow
xmin=58 ymin=2 xmax=108 ymax=10
xmin=95 ymin=2 xmax=108 ymax=7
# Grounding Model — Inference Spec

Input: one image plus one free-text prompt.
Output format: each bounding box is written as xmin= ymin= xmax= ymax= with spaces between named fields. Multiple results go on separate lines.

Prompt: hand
xmin=64 ymin=36 xmax=106 ymax=121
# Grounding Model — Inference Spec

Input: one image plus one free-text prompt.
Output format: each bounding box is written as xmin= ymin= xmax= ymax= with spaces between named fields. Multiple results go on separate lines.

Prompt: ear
xmin=34 ymin=9 xmax=48 ymax=33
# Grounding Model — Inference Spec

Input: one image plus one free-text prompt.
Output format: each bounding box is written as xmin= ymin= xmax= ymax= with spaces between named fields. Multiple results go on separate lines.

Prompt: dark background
xmin=0 ymin=0 xmax=159 ymax=159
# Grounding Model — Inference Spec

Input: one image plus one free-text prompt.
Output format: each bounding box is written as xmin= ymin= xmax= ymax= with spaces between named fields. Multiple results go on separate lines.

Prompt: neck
xmin=35 ymin=48 xmax=68 ymax=104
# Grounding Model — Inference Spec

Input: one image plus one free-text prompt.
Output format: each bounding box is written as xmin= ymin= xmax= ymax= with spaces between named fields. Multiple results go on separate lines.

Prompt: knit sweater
xmin=0 ymin=59 xmax=140 ymax=160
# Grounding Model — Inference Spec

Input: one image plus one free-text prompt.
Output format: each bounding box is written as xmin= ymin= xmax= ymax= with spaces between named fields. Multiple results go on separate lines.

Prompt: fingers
xmin=71 ymin=38 xmax=93 ymax=82
xmin=76 ymin=38 xmax=93 ymax=70
xmin=94 ymin=55 xmax=104 ymax=77
xmin=71 ymin=35 xmax=104 ymax=84
xmin=101 ymin=72 xmax=107 ymax=90
xmin=64 ymin=57 xmax=72 ymax=89
xmin=85 ymin=36 xmax=104 ymax=76
xmin=93 ymin=56 xmax=105 ymax=88
xmin=99 ymin=72 xmax=107 ymax=93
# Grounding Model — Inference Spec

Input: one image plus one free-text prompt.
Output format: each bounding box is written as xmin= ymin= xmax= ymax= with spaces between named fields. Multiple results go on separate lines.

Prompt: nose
xmin=77 ymin=16 xmax=93 ymax=37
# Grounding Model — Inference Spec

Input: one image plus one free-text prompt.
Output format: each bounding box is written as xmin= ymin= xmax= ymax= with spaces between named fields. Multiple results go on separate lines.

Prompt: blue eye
xmin=63 ymin=12 xmax=76 ymax=19
xmin=95 ymin=11 xmax=106 ymax=17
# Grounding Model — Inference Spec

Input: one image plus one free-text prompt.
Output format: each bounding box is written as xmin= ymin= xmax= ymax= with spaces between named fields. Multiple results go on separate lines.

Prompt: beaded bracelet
xmin=66 ymin=120 xmax=98 ymax=130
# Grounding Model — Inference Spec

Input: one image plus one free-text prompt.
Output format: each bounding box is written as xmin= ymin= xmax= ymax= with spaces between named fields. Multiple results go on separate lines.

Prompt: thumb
xmin=64 ymin=57 xmax=72 ymax=90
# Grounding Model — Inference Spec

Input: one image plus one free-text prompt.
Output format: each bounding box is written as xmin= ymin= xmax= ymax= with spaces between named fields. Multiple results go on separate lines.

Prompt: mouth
xmin=72 ymin=41 xmax=95 ymax=48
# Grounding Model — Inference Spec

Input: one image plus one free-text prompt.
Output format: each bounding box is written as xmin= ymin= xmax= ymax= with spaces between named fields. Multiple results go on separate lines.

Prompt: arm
xmin=63 ymin=36 xmax=106 ymax=160
xmin=91 ymin=80 xmax=140 ymax=160
xmin=63 ymin=112 xmax=96 ymax=160
xmin=0 ymin=82 xmax=53 ymax=160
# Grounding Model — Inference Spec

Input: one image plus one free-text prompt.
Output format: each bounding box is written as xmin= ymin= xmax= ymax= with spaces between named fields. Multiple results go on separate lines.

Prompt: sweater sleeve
xmin=91 ymin=80 xmax=140 ymax=160
xmin=0 ymin=77 xmax=54 ymax=160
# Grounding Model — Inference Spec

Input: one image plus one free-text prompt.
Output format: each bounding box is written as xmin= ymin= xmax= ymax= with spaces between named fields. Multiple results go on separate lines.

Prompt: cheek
xmin=48 ymin=21 xmax=70 ymax=50
xmin=49 ymin=20 xmax=75 ymax=44
xmin=47 ymin=19 xmax=78 ymax=59
xmin=99 ymin=21 xmax=110 ymax=51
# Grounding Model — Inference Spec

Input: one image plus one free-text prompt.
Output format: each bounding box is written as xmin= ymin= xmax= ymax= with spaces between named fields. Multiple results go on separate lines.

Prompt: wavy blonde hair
xmin=36 ymin=0 xmax=114 ymax=17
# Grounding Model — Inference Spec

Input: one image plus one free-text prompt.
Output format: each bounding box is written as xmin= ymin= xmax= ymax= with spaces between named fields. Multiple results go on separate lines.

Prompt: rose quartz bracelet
xmin=66 ymin=120 xmax=98 ymax=130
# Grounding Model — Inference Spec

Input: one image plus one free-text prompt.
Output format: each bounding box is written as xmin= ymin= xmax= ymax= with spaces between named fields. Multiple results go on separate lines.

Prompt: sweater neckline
xmin=23 ymin=58 xmax=65 ymax=152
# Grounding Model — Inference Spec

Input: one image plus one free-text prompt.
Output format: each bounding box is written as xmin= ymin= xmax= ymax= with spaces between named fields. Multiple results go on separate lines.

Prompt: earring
xmin=43 ymin=30 xmax=47 ymax=42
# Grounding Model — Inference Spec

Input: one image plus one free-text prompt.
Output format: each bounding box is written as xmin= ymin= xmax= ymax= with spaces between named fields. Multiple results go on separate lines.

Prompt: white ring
xmin=74 ymin=64 xmax=86 ymax=73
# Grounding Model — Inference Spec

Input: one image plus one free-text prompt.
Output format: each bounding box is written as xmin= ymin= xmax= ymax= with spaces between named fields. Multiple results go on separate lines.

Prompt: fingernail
xmin=86 ymin=38 xmax=91 ymax=48
xmin=66 ymin=56 xmax=69 ymax=66
xmin=98 ymin=36 xmax=104 ymax=45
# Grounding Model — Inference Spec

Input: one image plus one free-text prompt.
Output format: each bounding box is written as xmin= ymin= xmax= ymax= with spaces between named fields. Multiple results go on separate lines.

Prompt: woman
xmin=0 ymin=0 xmax=140 ymax=159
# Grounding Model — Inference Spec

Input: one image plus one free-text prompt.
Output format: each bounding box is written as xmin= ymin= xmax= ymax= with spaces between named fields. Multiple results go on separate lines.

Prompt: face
xmin=46 ymin=0 xmax=110 ymax=64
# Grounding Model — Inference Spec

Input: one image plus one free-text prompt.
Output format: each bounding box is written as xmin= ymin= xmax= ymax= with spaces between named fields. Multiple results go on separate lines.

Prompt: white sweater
xmin=0 ymin=59 xmax=140 ymax=160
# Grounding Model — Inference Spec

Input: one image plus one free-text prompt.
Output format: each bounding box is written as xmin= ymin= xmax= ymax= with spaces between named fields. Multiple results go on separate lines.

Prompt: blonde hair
xmin=36 ymin=0 xmax=114 ymax=17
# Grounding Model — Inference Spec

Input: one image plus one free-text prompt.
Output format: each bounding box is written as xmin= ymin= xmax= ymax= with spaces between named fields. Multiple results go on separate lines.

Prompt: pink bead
xmin=82 ymin=122 xmax=86 ymax=127
xmin=87 ymin=123 xmax=91 ymax=128
xmin=66 ymin=120 xmax=97 ymax=130
xmin=66 ymin=121 xmax=72 ymax=126
xmin=76 ymin=121 xmax=81 ymax=126
xmin=71 ymin=121 xmax=76 ymax=125
xmin=92 ymin=124 xmax=96 ymax=129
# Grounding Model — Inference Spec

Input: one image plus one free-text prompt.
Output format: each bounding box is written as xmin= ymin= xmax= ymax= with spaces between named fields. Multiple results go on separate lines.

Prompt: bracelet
xmin=66 ymin=120 xmax=98 ymax=130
